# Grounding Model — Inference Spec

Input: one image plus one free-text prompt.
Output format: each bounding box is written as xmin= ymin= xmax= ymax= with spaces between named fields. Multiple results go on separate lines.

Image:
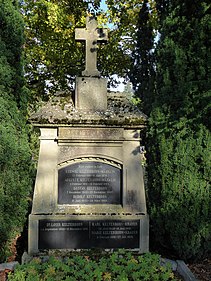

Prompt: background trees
xmin=0 ymin=0 xmax=33 ymax=262
xmin=146 ymin=0 xmax=211 ymax=260
xmin=127 ymin=0 xmax=156 ymax=115
xmin=22 ymin=0 xmax=88 ymax=99
xmin=21 ymin=0 xmax=136 ymax=101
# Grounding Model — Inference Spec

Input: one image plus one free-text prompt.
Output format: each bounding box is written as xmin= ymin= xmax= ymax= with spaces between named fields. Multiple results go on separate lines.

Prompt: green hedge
xmin=0 ymin=94 xmax=33 ymax=262
xmin=146 ymin=0 xmax=211 ymax=260
xmin=148 ymin=115 xmax=211 ymax=260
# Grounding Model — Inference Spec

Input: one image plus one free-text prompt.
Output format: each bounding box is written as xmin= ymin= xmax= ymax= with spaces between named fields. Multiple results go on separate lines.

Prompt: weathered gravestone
xmin=28 ymin=16 xmax=149 ymax=254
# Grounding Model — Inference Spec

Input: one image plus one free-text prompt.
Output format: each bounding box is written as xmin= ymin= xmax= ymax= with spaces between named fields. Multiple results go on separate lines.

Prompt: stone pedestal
xmin=75 ymin=77 xmax=107 ymax=111
xmin=28 ymin=122 xmax=149 ymax=254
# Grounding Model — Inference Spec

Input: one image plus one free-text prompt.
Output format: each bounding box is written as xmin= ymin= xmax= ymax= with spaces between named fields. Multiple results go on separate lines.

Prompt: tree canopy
xmin=22 ymin=1 xmax=109 ymax=98
xmin=0 ymin=0 xmax=27 ymax=107
xmin=21 ymin=0 xmax=157 ymax=101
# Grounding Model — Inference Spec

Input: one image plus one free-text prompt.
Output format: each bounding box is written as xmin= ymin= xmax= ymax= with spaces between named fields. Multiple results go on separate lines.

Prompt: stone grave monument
xmin=28 ymin=16 xmax=149 ymax=254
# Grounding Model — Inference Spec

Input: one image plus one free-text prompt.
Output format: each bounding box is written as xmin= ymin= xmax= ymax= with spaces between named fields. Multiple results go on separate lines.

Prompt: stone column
xmin=31 ymin=128 xmax=58 ymax=214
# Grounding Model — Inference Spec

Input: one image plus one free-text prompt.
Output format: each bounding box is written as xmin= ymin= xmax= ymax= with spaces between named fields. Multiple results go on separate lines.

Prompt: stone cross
xmin=75 ymin=16 xmax=108 ymax=77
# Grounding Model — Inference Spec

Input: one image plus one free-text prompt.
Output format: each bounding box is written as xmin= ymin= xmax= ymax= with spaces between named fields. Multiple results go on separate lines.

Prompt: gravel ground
xmin=187 ymin=258 xmax=211 ymax=281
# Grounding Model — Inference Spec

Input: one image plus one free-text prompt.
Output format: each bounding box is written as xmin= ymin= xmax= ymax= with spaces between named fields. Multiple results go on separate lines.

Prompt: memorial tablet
xmin=39 ymin=219 xmax=140 ymax=249
xmin=58 ymin=161 xmax=122 ymax=204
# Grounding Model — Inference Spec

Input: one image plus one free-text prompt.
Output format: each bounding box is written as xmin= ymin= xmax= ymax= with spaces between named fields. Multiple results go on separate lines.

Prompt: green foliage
xmin=0 ymin=0 xmax=33 ymax=261
xmin=21 ymin=0 xmax=131 ymax=100
xmin=0 ymin=93 xmax=33 ymax=262
xmin=148 ymin=117 xmax=211 ymax=259
xmin=8 ymin=250 xmax=177 ymax=281
xmin=127 ymin=0 xmax=156 ymax=114
xmin=21 ymin=0 xmax=88 ymax=99
xmin=0 ymin=0 xmax=26 ymax=108
xmin=146 ymin=0 xmax=211 ymax=260
xmin=20 ymin=0 xmax=157 ymax=102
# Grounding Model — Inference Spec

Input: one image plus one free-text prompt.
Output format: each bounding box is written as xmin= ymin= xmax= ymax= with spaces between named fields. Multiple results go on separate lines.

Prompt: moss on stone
xmin=30 ymin=92 xmax=147 ymax=128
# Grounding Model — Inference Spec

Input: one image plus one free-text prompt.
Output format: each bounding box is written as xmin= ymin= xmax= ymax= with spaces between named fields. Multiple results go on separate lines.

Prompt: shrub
xmin=146 ymin=0 xmax=211 ymax=260
xmin=148 ymin=116 xmax=211 ymax=260
xmin=8 ymin=250 xmax=178 ymax=281
xmin=0 ymin=0 xmax=33 ymax=261
xmin=0 ymin=94 xmax=33 ymax=261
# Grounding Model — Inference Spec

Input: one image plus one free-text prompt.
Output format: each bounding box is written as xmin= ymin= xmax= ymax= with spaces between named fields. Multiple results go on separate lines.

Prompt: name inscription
xmin=59 ymin=128 xmax=123 ymax=140
xmin=38 ymin=220 xmax=140 ymax=249
xmin=58 ymin=162 xmax=121 ymax=204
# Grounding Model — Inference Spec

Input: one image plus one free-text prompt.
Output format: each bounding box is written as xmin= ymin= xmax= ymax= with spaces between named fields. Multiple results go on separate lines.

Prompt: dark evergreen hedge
xmin=147 ymin=0 xmax=211 ymax=260
xmin=0 ymin=94 xmax=32 ymax=261
xmin=0 ymin=0 xmax=33 ymax=262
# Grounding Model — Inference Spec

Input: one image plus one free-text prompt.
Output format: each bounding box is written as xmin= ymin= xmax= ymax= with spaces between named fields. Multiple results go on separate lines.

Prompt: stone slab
xmin=0 ymin=262 xmax=19 ymax=271
xmin=177 ymin=260 xmax=198 ymax=281
xmin=28 ymin=214 xmax=149 ymax=254
xmin=75 ymin=77 xmax=107 ymax=111
xmin=58 ymin=161 xmax=122 ymax=205
xmin=38 ymin=219 xmax=140 ymax=249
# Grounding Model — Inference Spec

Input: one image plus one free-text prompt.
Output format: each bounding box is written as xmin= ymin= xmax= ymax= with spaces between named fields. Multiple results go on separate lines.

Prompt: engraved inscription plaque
xmin=39 ymin=220 xmax=140 ymax=249
xmin=58 ymin=161 xmax=121 ymax=204
xmin=58 ymin=128 xmax=123 ymax=140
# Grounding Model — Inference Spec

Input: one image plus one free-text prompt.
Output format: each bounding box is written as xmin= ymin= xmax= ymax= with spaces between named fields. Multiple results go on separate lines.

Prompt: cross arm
xmin=75 ymin=28 xmax=87 ymax=41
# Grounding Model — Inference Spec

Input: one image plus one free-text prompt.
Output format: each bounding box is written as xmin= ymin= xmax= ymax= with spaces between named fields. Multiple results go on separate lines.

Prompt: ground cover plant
xmin=8 ymin=250 xmax=179 ymax=281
